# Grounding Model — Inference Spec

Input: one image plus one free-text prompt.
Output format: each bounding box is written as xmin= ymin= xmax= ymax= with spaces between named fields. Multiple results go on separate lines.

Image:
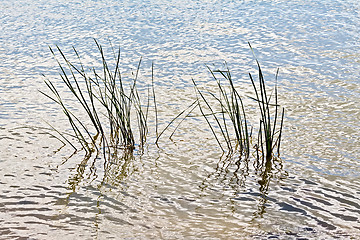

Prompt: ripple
xmin=1 ymin=0 xmax=360 ymax=239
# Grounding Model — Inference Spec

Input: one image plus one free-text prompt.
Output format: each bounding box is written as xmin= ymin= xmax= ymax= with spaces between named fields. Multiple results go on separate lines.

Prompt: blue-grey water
xmin=1 ymin=0 xmax=359 ymax=239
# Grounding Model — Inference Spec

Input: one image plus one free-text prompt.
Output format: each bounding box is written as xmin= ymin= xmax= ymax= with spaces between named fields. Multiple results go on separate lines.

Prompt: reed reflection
xmin=202 ymin=150 xmax=287 ymax=218
xmin=65 ymin=146 xmax=140 ymax=193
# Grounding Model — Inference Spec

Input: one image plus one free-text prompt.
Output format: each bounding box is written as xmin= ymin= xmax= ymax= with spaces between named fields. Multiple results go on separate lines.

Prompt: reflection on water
xmin=202 ymin=151 xmax=289 ymax=219
xmin=0 ymin=125 xmax=359 ymax=238
xmin=1 ymin=0 xmax=360 ymax=239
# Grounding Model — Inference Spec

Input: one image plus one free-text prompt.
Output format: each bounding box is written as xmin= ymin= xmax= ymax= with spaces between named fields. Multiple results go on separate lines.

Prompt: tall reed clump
xmin=41 ymin=40 xmax=151 ymax=158
xmin=194 ymin=59 xmax=285 ymax=162
xmin=159 ymin=56 xmax=285 ymax=163
xmin=249 ymin=59 xmax=284 ymax=162
xmin=192 ymin=65 xmax=251 ymax=158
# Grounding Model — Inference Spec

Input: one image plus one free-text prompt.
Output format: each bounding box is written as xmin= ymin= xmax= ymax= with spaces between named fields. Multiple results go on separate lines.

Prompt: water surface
xmin=1 ymin=0 xmax=359 ymax=239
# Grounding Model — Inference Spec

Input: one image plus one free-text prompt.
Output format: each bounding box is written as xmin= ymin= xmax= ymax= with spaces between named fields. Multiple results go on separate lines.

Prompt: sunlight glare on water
xmin=0 ymin=0 xmax=359 ymax=239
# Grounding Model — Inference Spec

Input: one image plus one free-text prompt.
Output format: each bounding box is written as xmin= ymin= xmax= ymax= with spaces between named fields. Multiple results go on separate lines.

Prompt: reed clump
xmin=192 ymin=65 xmax=251 ymax=157
xmin=157 ymin=49 xmax=284 ymax=164
xmin=42 ymin=40 xmax=284 ymax=167
xmin=195 ymin=58 xmax=284 ymax=163
xmin=249 ymin=60 xmax=284 ymax=162
xmin=195 ymin=60 xmax=284 ymax=162
xmin=41 ymin=40 xmax=151 ymax=158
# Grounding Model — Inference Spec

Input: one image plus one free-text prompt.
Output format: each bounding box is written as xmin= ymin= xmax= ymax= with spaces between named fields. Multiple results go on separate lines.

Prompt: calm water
xmin=1 ymin=0 xmax=360 ymax=239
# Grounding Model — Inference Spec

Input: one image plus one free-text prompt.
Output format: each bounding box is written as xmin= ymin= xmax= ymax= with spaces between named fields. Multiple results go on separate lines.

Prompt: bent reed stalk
xmin=41 ymin=39 xmax=152 ymax=158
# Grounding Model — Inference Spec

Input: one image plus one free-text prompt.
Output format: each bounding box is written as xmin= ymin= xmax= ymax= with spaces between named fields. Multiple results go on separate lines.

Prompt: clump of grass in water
xmin=202 ymin=60 xmax=284 ymax=162
xmin=248 ymin=43 xmax=285 ymax=163
xmin=200 ymin=54 xmax=284 ymax=164
xmin=158 ymin=46 xmax=284 ymax=165
xmin=41 ymin=39 xmax=152 ymax=158
xmin=189 ymin=54 xmax=285 ymax=200
xmin=154 ymin=64 xmax=251 ymax=155
xmin=192 ymin=64 xmax=251 ymax=158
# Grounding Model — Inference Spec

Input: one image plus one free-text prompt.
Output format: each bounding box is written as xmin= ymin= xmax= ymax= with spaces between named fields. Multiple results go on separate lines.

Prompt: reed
xmin=41 ymin=39 xmax=151 ymax=158
xmin=248 ymin=43 xmax=284 ymax=162
xmin=42 ymin=40 xmax=284 ymax=165
xmin=191 ymin=65 xmax=251 ymax=157
xmin=172 ymin=59 xmax=284 ymax=162
xmin=249 ymin=63 xmax=284 ymax=161
xmin=156 ymin=58 xmax=284 ymax=162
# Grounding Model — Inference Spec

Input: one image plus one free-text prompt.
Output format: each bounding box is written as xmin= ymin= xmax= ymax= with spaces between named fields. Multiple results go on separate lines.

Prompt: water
xmin=1 ymin=0 xmax=360 ymax=239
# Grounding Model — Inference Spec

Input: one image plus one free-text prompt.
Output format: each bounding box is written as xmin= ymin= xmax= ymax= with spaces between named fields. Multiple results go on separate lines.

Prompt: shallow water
xmin=1 ymin=0 xmax=360 ymax=239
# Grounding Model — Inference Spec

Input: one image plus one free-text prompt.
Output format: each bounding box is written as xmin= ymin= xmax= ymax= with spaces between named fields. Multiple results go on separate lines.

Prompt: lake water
xmin=1 ymin=0 xmax=359 ymax=239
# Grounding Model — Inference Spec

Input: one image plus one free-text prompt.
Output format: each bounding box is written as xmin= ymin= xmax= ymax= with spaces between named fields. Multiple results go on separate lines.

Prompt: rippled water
xmin=1 ymin=0 xmax=360 ymax=239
